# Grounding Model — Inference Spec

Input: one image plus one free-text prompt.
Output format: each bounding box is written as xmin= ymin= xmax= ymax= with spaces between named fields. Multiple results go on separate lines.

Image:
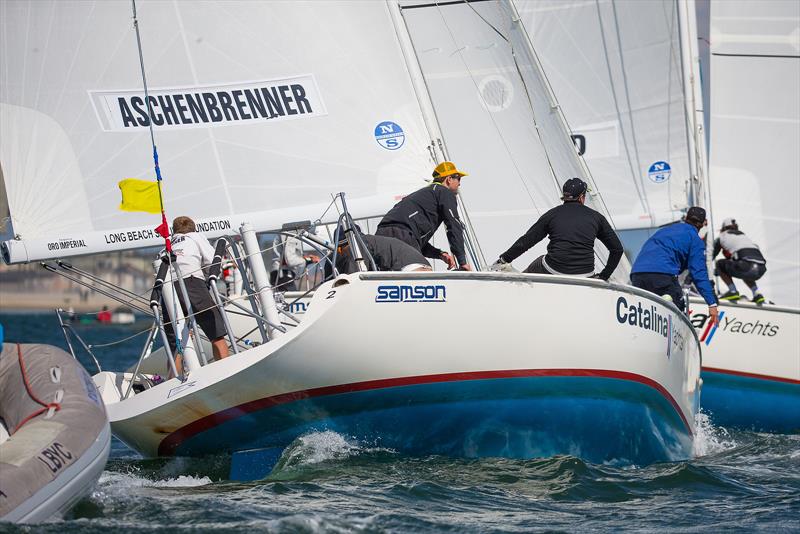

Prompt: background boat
xmin=520 ymin=0 xmax=799 ymax=432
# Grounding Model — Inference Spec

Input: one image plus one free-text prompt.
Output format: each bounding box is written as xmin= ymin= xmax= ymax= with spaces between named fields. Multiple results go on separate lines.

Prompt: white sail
xmin=0 ymin=0 xmax=438 ymax=263
xmin=516 ymin=0 xmax=696 ymax=229
xmin=706 ymin=0 xmax=800 ymax=307
xmin=399 ymin=0 xmax=628 ymax=280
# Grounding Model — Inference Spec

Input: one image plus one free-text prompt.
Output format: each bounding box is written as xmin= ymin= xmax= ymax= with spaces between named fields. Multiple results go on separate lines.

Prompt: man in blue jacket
xmin=631 ymin=206 xmax=718 ymax=325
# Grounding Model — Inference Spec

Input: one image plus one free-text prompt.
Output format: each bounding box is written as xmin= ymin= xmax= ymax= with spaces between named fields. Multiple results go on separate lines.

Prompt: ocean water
xmin=1 ymin=311 xmax=798 ymax=532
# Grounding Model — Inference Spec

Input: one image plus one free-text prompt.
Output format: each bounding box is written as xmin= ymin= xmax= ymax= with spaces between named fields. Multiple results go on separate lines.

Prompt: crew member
xmin=162 ymin=216 xmax=230 ymax=362
xmin=631 ymin=207 xmax=718 ymax=324
xmin=491 ymin=178 xmax=623 ymax=281
xmin=376 ymin=161 xmax=471 ymax=270
xmin=713 ymin=218 xmax=767 ymax=304
xmin=270 ymin=233 xmax=305 ymax=291
xmin=332 ymin=225 xmax=431 ymax=275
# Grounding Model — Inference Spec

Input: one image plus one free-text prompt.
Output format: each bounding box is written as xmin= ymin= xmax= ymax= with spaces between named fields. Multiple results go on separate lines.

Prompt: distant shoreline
xmin=0 ymin=291 xmax=118 ymax=313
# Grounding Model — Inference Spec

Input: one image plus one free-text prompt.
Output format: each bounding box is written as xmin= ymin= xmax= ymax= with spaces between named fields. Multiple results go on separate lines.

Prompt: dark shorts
xmin=376 ymin=225 xmax=420 ymax=252
xmin=523 ymin=255 xmax=550 ymax=274
xmin=716 ymin=258 xmax=766 ymax=282
xmin=630 ymin=272 xmax=685 ymax=311
xmin=162 ymin=276 xmax=227 ymax=348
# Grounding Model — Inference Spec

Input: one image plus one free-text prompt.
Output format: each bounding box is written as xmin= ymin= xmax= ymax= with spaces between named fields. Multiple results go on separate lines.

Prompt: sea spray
xmin=275 ymin=431 xmax=396 ymax=471
xmin=693 ymin=411 xmax=737 ymax=457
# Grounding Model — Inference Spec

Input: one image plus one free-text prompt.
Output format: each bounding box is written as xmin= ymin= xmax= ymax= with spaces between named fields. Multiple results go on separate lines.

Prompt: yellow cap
xmin=432 ymin=161 xmax=468 ymax=179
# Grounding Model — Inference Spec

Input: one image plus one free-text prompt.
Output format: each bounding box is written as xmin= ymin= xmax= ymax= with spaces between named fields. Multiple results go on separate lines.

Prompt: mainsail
xmin=517 ymin=0 xmax=698 ymax=230
xmin=705 ymin=0 xmax=800 ymax=307
xmin=0 ymin=0 xmax=438 ymax=263
xmin=399 ymin=0 xmax=628 ymax=280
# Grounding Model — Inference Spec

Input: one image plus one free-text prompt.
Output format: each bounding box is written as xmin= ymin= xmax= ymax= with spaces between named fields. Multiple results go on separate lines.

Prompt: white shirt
xmin=169 ymin=231 xmax=216 ymax=280
xmin=271 ymin=235 xmax=306 ymax=274
xmin=718 ymin=230 xmax=759 ymax=255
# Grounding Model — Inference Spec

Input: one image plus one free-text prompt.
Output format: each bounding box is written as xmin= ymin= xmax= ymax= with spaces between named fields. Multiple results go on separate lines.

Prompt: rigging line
xmin=505 ymin=2 xmax=620 ymax=269
xmin=468 ymin=0 xmax=602 ymax=218
xmin=664 ymin=0 xmax=677 ymax=207
xmin=461 ymin=1 xmax=613 ymax=270
xmin=437 ymin=1 xmax=543 ymax=216
xmin=609 ymin=0 xmax=653 ymax=221
xmin=594 ymin=0 xmax=650 ymax=218
xmin=673 ymin=0 xmax=699 ymax=208
xmin=493 ymin=3 xmax=571 ymax=196
xmin=88 ymin=326 xmax=154 ymax=348
xmin=314 ymin=196 xmax=338 ymax=226
xmin=131 ymin=0 xmax=171 ymax=242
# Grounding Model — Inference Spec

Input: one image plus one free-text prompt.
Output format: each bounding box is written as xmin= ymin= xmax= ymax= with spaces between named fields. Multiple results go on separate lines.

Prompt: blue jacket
xmin=631 ymin=222 xmax=717 ymax=305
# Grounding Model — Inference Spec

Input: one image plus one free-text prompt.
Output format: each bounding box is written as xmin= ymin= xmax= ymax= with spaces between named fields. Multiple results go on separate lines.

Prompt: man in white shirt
xmin=713 ymin=218 xmax=768 ymax=304
xmin=163 ymin=216 xmax=230 ymax=361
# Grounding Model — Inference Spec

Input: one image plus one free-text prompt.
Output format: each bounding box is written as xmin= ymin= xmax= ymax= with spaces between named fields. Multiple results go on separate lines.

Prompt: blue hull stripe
xmin=170 ymin=375 xmax=694 ymax=465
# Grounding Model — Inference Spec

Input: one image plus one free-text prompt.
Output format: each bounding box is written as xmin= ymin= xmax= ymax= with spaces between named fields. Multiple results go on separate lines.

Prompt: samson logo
xmin=375 ymin=285 xmax=446 ymax=303
xmin=90 ymin=75 xmax=327 ymax=132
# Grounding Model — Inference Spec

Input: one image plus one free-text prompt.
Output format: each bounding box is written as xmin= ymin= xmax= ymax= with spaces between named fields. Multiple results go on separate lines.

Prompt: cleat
xmin=753 ymin=294 xmax=766 ymax=305
xmin=718 ymin=290 xmax=741 ymax=302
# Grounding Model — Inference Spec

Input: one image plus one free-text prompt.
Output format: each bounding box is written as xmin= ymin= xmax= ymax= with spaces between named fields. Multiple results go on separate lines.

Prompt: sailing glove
xmin=490 ymin=259 xmax=517 ymax=273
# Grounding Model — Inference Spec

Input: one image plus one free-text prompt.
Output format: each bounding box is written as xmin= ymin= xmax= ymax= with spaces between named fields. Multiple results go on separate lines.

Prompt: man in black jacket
xmin=491 ymin=178 xmax=623 ymax=281
xmin=376 ymin=161 xmax=471 ymax=270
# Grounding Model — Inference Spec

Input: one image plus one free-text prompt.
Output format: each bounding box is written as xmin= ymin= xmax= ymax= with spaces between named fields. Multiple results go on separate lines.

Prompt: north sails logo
xmin=375 ymin=285 xmax=446 ymax=303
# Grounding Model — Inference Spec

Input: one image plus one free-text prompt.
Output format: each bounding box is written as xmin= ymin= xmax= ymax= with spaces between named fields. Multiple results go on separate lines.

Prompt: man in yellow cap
xmin=376 ymin=161 xmax=471 ymax=270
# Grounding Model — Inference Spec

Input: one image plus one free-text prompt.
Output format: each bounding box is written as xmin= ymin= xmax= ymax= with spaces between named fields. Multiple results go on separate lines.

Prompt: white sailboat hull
xmin=688 ymin=297 xmax=800 ymax=432
xmin=97 ymin=273 xmax=700 ymax=465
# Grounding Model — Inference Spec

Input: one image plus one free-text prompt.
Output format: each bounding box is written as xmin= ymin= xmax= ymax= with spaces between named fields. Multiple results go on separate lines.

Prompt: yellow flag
xmin=118 ymin=178 xmax=161 ymax=214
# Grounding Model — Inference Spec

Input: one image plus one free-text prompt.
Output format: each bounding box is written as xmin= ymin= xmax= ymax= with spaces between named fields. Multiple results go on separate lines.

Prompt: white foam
xmin=91 ymin=470 xmax=211 ymax=501
xmin=693 ymin=411 xmax=737 ymax=457
xmin=151 ymin=475 xmax=212 ymax=487
xmin=281 ymin=430 xmax=394 ymax=467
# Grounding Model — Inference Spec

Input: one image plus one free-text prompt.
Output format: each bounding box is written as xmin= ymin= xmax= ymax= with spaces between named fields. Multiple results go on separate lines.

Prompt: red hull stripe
xmin=703 ymin=366 xmax=800 ymax=385
xmin=157 ymin=369 xmax=692 ymax=456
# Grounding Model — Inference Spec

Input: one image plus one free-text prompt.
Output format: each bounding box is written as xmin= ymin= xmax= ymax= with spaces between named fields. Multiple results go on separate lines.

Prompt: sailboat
xmin=520 ymin=0 xmax=799 ymax=432
xmin=693 ymin=0 xmax=800 ymax=432
xmin=1 ymin=0 xmax=701 ymax=465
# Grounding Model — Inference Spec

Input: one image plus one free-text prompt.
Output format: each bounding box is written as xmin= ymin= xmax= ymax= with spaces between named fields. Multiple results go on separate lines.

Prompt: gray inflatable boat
xmin=0 ymin=343 xmax=110 ymax=523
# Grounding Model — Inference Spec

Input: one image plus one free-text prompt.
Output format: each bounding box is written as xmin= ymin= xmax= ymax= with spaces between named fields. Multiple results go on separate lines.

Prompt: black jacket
xmin=500 ymin=202 xmax=623 ymax=279
xmin=377 ymin=183 xmax=467 ymax=265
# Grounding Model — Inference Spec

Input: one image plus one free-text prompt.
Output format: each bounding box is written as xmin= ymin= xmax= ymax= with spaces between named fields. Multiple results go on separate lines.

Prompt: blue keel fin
xmin=229 ymin=447 xmax=284 ymax=481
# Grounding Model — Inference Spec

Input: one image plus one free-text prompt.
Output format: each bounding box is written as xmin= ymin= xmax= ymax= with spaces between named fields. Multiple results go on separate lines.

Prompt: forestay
xmin=399 ymin=0 xmax=629 ymax=281
xmin=0 ymin=0 xmax=437 ymax=263
xmin=517 ymin=0 xmax=695 ymax=230
xmin=706 ymin=1 xmax=800 ymax=307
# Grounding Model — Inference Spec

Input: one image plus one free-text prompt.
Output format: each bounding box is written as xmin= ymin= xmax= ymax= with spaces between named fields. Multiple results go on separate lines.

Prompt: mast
xmin=388 ymin=0 xmax=487 ymax=270
xmin=678 ymin=0 xmax=715 ymax=276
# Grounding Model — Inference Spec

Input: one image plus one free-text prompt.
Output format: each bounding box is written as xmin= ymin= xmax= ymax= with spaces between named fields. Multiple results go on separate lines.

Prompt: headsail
xmin=399 ymin=0 xmax=629 ymax=280
xmin=517 ymin=0 xmax=697 ymax=230
xmin=705 ymin=0 xmax=800 ymax=306
xmin=0 ymin=0 xmax=438 ymax=263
